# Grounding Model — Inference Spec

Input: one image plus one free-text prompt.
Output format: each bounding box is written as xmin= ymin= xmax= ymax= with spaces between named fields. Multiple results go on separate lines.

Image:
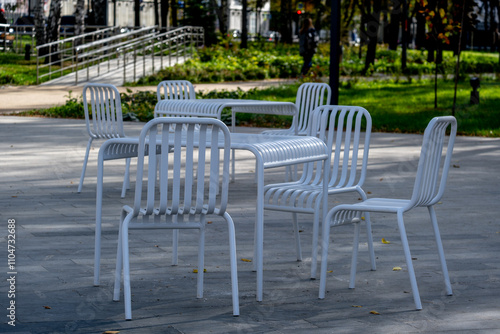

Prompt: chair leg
xmin=349 ymin=223 xmax=361 ymax=289
xmin=364 ymin=212 xmax=377 ymax=271
xmin=292 ymin=213 xmax=303 ymax=262
xmin=113 ymin=216 xmax=124 ymax=301
xmin=196 ymin=224 xmax=206 ymax=299
xmin=121 ymin=221 xmax=132 ymax=320
xmin=428 ymin=206 xmax=453 ymax=296
xmin=121 ymin=158 xmax=131 ymax=198
xmin=223 ymin=212 xmax=240 ymax=316
xmin=319 ymin=210 xmax=333 ymax=299
xmin=310 ymin=212 xmax=320 ymax=279
xmin=397 ymin=211 xmax=422 ymax=310
xmin=78 ymin=138 xmax=93 ymax=193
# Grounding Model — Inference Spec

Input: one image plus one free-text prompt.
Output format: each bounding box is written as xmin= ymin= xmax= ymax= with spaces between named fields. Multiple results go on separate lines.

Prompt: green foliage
xmin=130 ymin=42 xmax=500 ymax=86
xmin=120 ymin=90 xmax=158 ymax=121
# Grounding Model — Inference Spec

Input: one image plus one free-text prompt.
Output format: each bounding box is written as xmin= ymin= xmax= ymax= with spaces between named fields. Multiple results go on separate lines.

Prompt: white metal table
xmin=94 ymin=132 xmax=328 ymax=302
xmin=154 ymin=98 xmax=298 ymax=133
xmin=155 ymin=98 xmax=299 ymax=182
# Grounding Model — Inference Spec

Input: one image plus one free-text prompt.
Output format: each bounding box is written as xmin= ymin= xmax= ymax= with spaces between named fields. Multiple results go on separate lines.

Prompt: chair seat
xmin=345 ymin=198 xmax=412 ymax=212
xmin=264 ymin=182 xmax=364 ymax=210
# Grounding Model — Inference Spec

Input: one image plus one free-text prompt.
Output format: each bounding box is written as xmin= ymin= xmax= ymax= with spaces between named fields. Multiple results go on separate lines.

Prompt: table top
xmin=100 ymin=132 xmax=328 ymax=169
xmin=154 ymin=98 xmax=297 ymax=118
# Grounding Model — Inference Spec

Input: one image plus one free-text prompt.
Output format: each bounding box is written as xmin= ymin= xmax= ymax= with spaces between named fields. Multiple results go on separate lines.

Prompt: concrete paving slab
xmin=0 ymin=114 xmax=499 ymax=333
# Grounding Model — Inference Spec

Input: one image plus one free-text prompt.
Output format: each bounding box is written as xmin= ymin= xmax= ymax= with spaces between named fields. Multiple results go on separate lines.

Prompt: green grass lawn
xmin=340 ymin=79 xmax=500 ymax=136
xmin=231 ymin=78 xmax=500 ymax=136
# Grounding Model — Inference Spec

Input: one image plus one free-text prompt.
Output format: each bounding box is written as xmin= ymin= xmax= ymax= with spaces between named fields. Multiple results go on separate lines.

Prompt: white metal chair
xmin=261 ymin=82 xmax=331 ymax=136
xmin=263 ymin=105 xmax=376 ymax=279
xmin=319 ymin=116 xmax=457 ymax=310
xmin=262 ymin=82 xmax=331 ymax=180
xmin=112 ymin=117 xmax=239 ymax=320
xmin=156 ymin=80 xmax=196 ymax=102
xmin=78 ymin=83 xmax=131 ymax=198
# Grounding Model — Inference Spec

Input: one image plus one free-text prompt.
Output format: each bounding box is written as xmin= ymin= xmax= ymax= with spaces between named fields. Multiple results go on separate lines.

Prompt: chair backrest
xmin=305 ymin=105 xmax=372 ymax=189
xmin=132 ymin=117 xmax=231 ymax=220
xmin=409 ymin=116 xmax=457 ymax=208
xmin=157 ymin=80 xmax=196 ymax=102
xmin=295 ymin=83 xmax=332 ymax=135
xmin=83 ymin=83 xmax=125 ymax=140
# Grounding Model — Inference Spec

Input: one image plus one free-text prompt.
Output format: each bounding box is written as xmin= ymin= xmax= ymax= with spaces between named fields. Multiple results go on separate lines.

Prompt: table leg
xmin=255 ymin=158 xmax=264 ymax=302
xmin=94 ymin=152 xmax=104 ymax=286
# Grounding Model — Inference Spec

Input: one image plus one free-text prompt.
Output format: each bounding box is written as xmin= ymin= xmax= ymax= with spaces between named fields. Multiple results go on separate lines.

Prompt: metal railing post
xmin=133 ymin=46 xmax=137 ymax=82
xmin=86 ymin=49 xmax=90 ymax=81
xmin=48 ymin=45 xmax=52 ymax=80
xmin=168 ymin=39 xmax=171 ymax=67
xmin=176 ymin=35 xmax=179 ymax=65
xmin=151 ymin=39 xmax=155 ymax=74
xmin=75 ymin=48 xmax=79 ymax=85
xmin=123 ymin=51 xmax=127 ymax=83
xmin=160 ymin=36 xmax=163 ymax=69
xmin=143 ymin=41 xmax=146 ymax=77
xmin=36 ymin=47 xmax=39 ymax=84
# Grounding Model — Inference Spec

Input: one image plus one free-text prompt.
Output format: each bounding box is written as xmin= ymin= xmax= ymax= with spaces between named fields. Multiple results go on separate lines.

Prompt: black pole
xmin=329 ymin=0 xmax=340 ymax=105
xmin=402 ymin=0 xmax=407 ymax=71
xmin=241 ymin=0 xmax=248 ymax=48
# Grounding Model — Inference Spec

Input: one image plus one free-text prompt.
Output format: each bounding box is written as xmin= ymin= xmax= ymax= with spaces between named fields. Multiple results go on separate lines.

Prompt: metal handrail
xmin=117 ymin=26 xmax=204 ymax=83
xmin=37 ymin=25 xmax=203 ymax=85
xmin=36 ymin=26 xmax=154 ymax=84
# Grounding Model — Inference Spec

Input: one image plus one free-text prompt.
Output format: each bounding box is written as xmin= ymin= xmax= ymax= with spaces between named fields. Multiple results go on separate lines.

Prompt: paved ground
xmin=0 ymin=108 xmax=499 ymax=333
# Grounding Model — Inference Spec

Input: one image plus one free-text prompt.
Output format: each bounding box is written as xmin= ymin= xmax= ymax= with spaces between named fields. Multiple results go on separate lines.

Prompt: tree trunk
xmin=34 ymin=0 xmax=46 ymax=49
xmin=413 ymin=2 xmax=426 ymax=49
xmin=241 ymin=0 xmax=248 ymax=48
xmin=74 ymin=0 xmax=85 ymax=37
xmin=154 ymin=0 xmax=159 ymax=27
xmin=434 ymin=59 xmax=438 ymax=108
xmin=387 ymin=0 xmax=401 ymax=50
xmin=46 ymin=0 xmax=62 ymax=43
xmin=135 ymin=0 xmax=141 ymax=27
xmin=93 ymin=0 xmax=107 ymax=26
xmin=45 ymin=0 xmax=62 ymax=63
xmin=161 ymin=0 xmax=169 ymax=31
xmin=210 ymin=0 xmax=227 ymax=35
xmin=362 ymin=0 xmax=381 ymax=74
xmin=279 ymin=0 xmax=292 ymax=44
xmin=171 ymin=1 xmax=178 ymax=27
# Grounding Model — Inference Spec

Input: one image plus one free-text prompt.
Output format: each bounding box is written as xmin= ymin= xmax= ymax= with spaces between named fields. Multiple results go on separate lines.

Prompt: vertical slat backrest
xmin=83 ymin=83 xmax=125 ymax=139
xmin=156 ymin=80 xmax=196 ymax=102
xmin=295 ymin=83 xmax=331 ymax=135
xmin=304 ymin=105 xmax=371 ymax=188
xmin=132 ymin=118 xmax=231 ymax=220
xmin=410 ymin=116 xmax=457 ymax=208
